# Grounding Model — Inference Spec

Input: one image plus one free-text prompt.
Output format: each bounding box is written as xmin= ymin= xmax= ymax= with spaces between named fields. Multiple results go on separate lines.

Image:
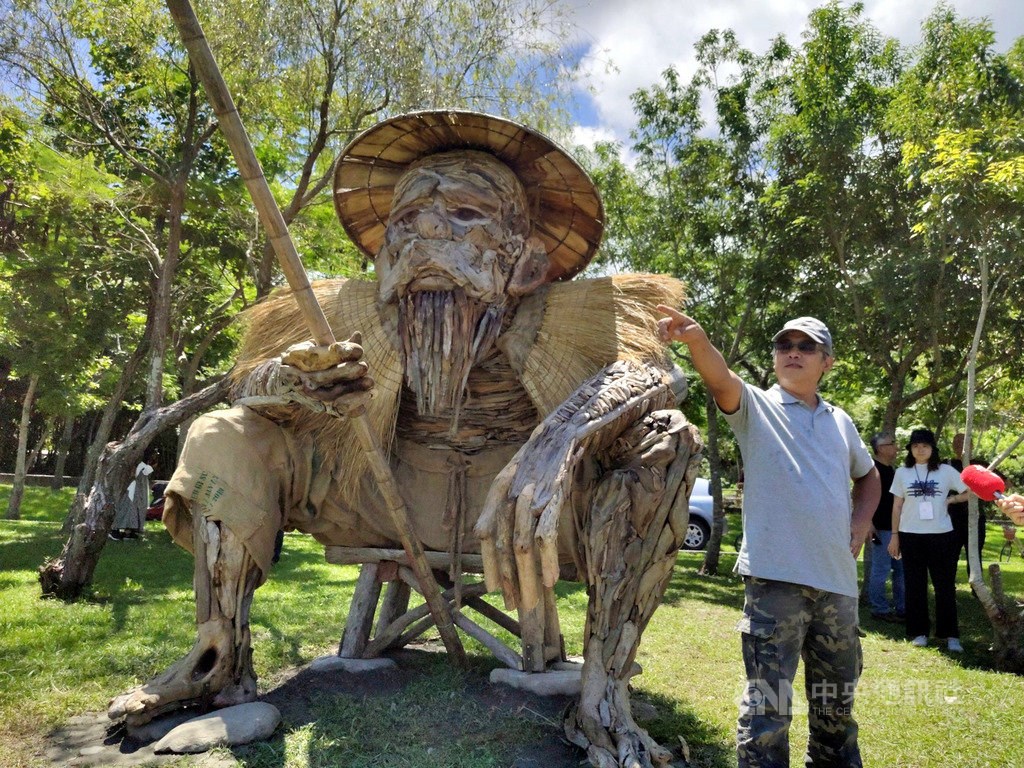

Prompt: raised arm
xmin=657 ymin=305 xmax=742 ymax=414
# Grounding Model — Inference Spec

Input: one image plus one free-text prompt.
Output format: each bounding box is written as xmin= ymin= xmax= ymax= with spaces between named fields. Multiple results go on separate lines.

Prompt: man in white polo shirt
xmin=657 ymin=307 xmax=880 ymax=768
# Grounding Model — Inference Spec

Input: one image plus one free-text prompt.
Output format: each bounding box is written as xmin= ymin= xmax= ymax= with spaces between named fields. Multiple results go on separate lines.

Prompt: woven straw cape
xmin=333 ymin=109 xmax=604 ymax=282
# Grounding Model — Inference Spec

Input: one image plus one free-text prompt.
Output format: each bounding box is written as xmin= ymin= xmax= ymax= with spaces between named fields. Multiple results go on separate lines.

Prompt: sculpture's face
xmin=376 ymin=151 xmax=550 ymax=418
xmin=376 ymin=150 xmax=547 ymax=305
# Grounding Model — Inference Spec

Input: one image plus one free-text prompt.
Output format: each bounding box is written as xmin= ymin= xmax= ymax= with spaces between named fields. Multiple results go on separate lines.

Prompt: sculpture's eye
xmin=450 ymin=206 xmax=486 ymax=225
xmin=394 ymin=209 xmax=419 ymax=227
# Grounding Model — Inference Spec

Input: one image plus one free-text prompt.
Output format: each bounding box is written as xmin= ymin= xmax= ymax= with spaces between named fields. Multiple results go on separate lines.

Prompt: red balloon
xmin=961 ymin=464 xmax=1006 ymax=501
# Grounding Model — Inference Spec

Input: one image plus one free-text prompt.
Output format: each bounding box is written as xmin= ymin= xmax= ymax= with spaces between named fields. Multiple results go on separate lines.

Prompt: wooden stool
xmin=325 ymin=546 xmax=566 ymax=671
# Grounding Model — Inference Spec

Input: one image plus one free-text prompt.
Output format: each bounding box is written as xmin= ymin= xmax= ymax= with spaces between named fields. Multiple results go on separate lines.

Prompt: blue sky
xmin=563 ymin=0 xmax=1024 ymax=150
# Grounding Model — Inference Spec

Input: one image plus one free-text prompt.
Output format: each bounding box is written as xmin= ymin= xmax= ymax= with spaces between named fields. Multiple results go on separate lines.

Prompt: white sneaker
xmin=947 ymin=638 xmax=963 ymax=653
xmin=911 ymin=635 xmax=928 ymax=647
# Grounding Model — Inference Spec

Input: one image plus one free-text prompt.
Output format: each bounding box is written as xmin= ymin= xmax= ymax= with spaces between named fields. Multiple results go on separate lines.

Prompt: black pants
xmin=899 ymin=530 xmax=959 ymax=639
xmin=951 ymin=512 xmax=986 ymax=580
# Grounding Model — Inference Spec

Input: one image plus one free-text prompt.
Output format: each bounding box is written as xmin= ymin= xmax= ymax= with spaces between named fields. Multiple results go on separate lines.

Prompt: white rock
xmin=490 ymin=668 xmax=583 ymax=696
xmin=127 ymin=709 xmax=196 ymax=743
xmin=153 ymin=702 xmax=280 ymax=754
xmin=308 ymin=655 xmax=397 ymax=673
xmin=490 ymin=660 xmax=643 ymax=697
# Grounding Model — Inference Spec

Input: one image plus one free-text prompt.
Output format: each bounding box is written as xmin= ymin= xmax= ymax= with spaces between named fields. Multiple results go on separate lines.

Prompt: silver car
xmin=683 ymin=477 xmax=719 ymax=550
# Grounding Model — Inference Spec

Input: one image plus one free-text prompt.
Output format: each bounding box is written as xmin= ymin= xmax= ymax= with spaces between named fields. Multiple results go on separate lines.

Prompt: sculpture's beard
xmin=397 ymin=288 xmax=506 ymax=420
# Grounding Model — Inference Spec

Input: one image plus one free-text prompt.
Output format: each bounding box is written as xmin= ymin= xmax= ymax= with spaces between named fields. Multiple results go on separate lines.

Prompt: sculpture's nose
xmin=414 ymin=206 xmax=451 ymax=239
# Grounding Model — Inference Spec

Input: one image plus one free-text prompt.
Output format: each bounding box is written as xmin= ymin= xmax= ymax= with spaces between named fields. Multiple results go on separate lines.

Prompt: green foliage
xmin=0 ymin=110 xmax=147 ymax=417
xmin=595 ymin=2 xmax=1024 ymax=455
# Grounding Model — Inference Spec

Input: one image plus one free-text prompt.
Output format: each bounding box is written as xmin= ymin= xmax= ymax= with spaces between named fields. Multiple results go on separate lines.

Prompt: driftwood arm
xmin=475 ymin=359 xmax=677 ymax=601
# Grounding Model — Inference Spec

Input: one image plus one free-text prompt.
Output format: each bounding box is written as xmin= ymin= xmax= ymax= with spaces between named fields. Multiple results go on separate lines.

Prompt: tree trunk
xmin=144 ymin=177 xmax=187 ymax=411
xmin=40 ymin=376 xmax=230 ymax=601
xmin=62 ymin=341 xmax=150 ymax=533
xmin=700 ymin=390 xmax=725 ymax=576
xmin=6 ymin=374 xmax=38 ymax=520
xmin=26 ymin=415 xmax=54 ymax=472
xmin=50 ymin=414 xmax=75 ymax=491
xmin=960 ymin=252 xmax=1024 ymax=672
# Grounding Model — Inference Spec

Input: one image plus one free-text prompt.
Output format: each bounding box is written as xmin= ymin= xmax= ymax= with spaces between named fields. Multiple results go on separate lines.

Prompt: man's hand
xmin=656 ymin=305 xmax=707 ymax=346
xmin=997 ymin=493 xmax=1024 ymax=525
xmin=279 ymin=332 xmax=373 ymax=408
xmin=656 ymin=304 xmax=742 ymax=414
xmin=850 ymin=518 xmax=873 ymax=558
xmin=887 ymin=533 xmax=901 ymax=560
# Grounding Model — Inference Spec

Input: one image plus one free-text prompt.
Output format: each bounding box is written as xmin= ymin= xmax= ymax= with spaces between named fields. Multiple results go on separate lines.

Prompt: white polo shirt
xmin=723 ymin=382 xmax=875 ymax=597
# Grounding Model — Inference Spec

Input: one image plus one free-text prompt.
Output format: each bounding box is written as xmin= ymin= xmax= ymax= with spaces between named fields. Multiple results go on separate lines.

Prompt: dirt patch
xmin=40 ymin=645 xmax=603 ymax=768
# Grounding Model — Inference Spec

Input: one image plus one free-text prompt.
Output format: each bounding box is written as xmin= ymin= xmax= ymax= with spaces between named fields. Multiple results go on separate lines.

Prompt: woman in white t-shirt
xmin=888 ymin=429 xmax=970 ymax=652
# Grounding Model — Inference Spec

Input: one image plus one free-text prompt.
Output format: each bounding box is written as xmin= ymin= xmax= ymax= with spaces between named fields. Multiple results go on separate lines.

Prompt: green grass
xmin=2 ymin=484 xmax=1024 ymax=767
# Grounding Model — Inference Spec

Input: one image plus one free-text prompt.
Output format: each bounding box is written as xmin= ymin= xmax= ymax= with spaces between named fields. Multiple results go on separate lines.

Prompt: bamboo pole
xmin=164 ymin=0 xmax=465 ymax=666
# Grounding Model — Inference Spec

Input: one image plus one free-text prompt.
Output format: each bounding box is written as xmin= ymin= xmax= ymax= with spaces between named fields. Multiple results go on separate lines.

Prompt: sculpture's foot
xmin=563 ymin=675 xmax=673 ymax=768
xmin=108 ymin=617 xmax=253 ymax=727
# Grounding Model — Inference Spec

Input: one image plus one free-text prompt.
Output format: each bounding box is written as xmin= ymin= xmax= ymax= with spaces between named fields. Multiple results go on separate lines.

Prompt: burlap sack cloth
xmin=164 ymin=409 xmax=526 ymax=579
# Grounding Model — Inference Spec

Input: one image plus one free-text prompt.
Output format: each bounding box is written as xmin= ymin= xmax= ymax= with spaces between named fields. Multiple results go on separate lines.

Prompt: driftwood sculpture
xmin=108 ymin=110 xmax=702 ymax=768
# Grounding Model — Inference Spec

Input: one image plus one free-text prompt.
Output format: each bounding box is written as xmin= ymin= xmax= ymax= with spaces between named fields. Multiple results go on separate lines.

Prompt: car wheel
xmin=682 ymin=517 xmax=711 ymax=550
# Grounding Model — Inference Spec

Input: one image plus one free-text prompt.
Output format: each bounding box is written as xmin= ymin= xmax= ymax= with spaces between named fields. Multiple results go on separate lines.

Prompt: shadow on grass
xmin=660 ymin=552 xmax=745 ymax=612
xmin=217 ymin=647 xmax=733 ymax=768
xmin=637 ymin=688 xmax=734 ymax=768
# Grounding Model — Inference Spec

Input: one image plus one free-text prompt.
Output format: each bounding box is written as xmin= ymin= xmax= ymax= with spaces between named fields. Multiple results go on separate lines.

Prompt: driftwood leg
xmin=108 ymin=514 xmax=266 ymax=726
xmin=564 ymin=411 xmax=701 ymax=768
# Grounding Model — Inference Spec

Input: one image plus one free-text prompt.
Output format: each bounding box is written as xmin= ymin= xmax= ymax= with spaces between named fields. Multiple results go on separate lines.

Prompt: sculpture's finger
xmin=282 ymin=339 xmax=363 ymax=371
xmin=495 ymin=487 xmax=520 ymax=610
xmin=536 ymin=485 xmax=564 ymax=588
xmin=297 ymin=361 xmax=368 ymax=387
xmin=476 ymin=464 xmax=516 ymax=595
xmin=331 ymin=389 xmax=372 ymax=413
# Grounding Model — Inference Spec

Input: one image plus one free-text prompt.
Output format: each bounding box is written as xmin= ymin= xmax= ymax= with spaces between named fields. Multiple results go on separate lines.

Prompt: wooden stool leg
xmin=340 ymin=563 xmax=382 ymax=658
xmin=375 ymin=580 xmax=412 ymax=638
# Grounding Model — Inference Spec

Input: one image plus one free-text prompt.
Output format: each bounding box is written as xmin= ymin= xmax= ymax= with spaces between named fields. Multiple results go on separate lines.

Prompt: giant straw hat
xmin=333 ymin=109 xmax=604 ymax=282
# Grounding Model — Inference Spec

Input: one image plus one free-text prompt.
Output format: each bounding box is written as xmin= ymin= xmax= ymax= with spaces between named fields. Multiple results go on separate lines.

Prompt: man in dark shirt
xmin=867 ymin=432 xmax=903 ymax=621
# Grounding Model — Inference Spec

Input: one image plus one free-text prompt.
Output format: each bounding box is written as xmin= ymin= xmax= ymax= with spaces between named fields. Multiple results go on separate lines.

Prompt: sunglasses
xmin=772 ymin=339 xmax=820 ymax=354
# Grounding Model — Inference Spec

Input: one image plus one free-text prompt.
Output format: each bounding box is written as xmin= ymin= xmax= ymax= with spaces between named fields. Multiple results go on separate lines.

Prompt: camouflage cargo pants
xmin=736 ymin=577 xmax=862 ymax=768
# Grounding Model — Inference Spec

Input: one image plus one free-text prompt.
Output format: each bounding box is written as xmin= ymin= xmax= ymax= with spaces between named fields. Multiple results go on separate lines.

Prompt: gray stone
xmin=630 ymin=699 xmax=659 ymax=722
xmin=153 ymin=702 xmax=281 ymax=754
xmin=78 ymin=745 xmax=106 ymax=756
xmin=550 ymin=658 xmax=584 ymax=671
xmin=308 ymin=655 xmax=397 ymax=673
xmin=127 ymin=709 xmax=197 ymax=743
xmin=490 ymin=668 xmax=583 ymax=696
xmin=491 ymin=660 xmax=644 ymax=697
xmin=548 ymin=657 xmax=642 ymax=676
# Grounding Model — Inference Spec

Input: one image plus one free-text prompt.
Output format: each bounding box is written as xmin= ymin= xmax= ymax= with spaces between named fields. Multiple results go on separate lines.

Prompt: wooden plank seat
xmin=325 ymin=546 xmax=566 ymax=671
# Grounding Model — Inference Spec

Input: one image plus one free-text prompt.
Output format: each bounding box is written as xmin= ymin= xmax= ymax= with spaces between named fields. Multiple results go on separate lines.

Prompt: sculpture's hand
xmin=278 ymin=332 xmax=374 ymax=411
xmin=476 ymin=360 xmax=676 ymax=606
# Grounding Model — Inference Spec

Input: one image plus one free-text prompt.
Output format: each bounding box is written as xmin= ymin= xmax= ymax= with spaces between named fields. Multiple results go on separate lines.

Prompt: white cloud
xmin=570 ymin=123 xmax=619 ymax=152
xmin=565 ymin=0 xmax=1024 ymax=144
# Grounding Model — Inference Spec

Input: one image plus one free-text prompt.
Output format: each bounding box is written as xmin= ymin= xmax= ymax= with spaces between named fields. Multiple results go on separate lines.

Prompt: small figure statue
xmin=109 ymin=110 xmax=702 ymax=768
